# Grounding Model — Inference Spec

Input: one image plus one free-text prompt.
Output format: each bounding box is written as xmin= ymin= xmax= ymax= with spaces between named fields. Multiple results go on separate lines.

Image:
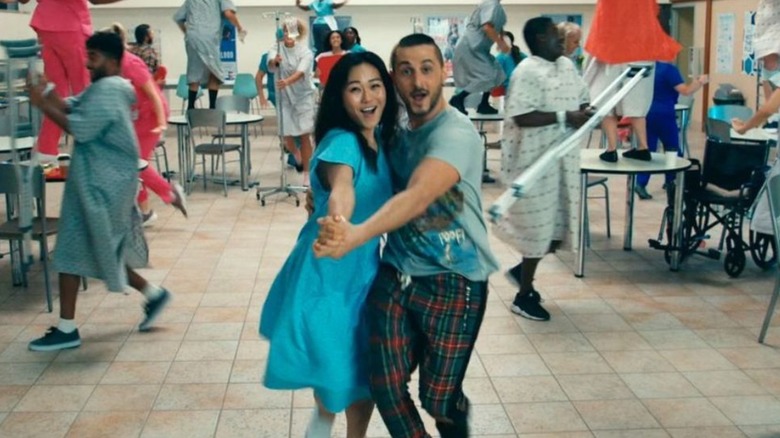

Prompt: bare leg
xmin=601 ymin=115 xmax=619 ymax=151
xmin=345 ymin=399 xmax=374 ymax=438
xmin=283 ymin=136 xmax=302 ymax=162
xmin=629 ymin=117 xmax=648 ymax=150
xmin=300 ymin=134 xmax=313 ymax=173
xmin=58 ymin=273 xmax=81 ymax=319
xmin=126 ymin=267 xmax=149 ymax=294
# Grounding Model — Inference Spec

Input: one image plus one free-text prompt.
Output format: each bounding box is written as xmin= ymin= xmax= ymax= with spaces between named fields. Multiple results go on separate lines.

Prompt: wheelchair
xmin=649 ymin=139 xmax=775 ymax=277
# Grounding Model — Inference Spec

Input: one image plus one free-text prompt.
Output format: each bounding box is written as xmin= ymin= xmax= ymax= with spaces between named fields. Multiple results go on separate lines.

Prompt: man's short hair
xmin=390 ymin=33 xmax=444 ymax=70
xmin=523 ymin=16 xmax=554 ymax=56
xmin=87 ymin=32 xmax=125 ymax=63
xmin=134 ymin=24 xmax=151 ymax=44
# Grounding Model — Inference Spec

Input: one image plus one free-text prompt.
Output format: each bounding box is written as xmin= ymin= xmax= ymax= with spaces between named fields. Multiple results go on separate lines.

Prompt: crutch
xmin=2 ymin=43 xmax=43 ymax=298
xmin=488 ymin=63 xmax=653 ymax=221
xmin=255 ymin=13 xmax=306 ymax=207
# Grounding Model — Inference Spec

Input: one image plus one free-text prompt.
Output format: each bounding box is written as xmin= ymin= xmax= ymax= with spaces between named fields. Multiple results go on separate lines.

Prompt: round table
xmin=168 ymin=113 xmax=264 ymax=193
xmin=577 ymin=149 xmax=692 ymax=277
xmin=468 ymin=110 xmax=504 ymax=183
xmin=0 ymin=136 xmax=34 ymax=155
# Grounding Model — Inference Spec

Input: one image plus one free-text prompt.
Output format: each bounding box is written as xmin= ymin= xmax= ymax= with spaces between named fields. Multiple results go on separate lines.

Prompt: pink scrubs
xmin=122 ymin=52 xmax=173 ymax=204
xmin=30 ymin=0 xmax=92 ymax=155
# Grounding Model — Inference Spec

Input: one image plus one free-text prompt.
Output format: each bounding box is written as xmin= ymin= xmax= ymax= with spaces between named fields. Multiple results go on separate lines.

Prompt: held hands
xmin=313 ymin=215 xmax=354 ymax=259
xmin=566 ymin=107 xmax=594 ymax=129
xmin=732 ymin=118 xmax=749 ymax=135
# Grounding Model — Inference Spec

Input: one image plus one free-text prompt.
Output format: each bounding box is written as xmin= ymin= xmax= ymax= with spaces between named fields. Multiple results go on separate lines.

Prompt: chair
xmin=708 ymin=104 xmax=754 ymax=124
xmin=213 ymin=95 xmax=251 ymax=169
xmin=706 ymin=118 xmax=732 ymax=142
xmin=759 ymin=173 xmax=780 ymax=343
xmin=186 ymin=109 xmax=244 ymax=196
xmin=232 ymin=74 xmax=260 ymax=136
xmin=585 ymin=176 xmax=611 ymax=244
xmin=0 ymin=163 xmax=57 ymax=312
xmin=153 ymin=140 xmax=171 ymax=182
xmin=176 ymin=74 xmax=202 ymax=114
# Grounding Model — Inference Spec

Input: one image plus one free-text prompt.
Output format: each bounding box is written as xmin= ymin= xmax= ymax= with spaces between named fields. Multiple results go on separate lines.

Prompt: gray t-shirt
xmin=382 ymin=108 xmax=500 ymax=282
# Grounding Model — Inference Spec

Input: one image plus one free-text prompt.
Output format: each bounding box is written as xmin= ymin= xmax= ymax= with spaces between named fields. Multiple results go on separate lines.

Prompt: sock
xmin=479 ymin=92 xmax=491 ymax=107
xmin=208 ymin=90 xmax=218 ymax=109
xmin=143 ymin=283 xmax=164 ymax=300
xmin=57 ymin=318 xmax=77 ymax=334
xmin=187 ymin=90 xmax=197 ymax=110
xmin=304 ymin=408 xmax=334 ymax=438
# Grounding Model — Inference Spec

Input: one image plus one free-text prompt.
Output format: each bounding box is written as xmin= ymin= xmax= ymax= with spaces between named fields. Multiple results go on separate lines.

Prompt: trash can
xmin=713 ymin=83 xmax=746 ymax=106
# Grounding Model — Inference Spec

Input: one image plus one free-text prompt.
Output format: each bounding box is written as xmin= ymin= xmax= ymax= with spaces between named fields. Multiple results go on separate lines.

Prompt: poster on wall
xmin=308 ymin=16 xmax=351 ymax=55
xmin=716 ymin=13 xmax=735 ymax=74
xmin=220 ymin=20 xmax=237 ymax=82
xmin=743 ymin=10 xmax=757 ymax=76
xmin=0 ymin=1 xmax=18 ymax=10
xmin=426 ymin=16 xmax=466 ymax=78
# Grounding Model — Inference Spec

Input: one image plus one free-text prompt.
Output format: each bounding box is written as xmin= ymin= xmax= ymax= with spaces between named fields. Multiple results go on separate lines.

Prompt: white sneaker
xmin=304 ymin=408 xmax=333 ymax=438
xmin=170 ymin=183 xmax=188 ymax=217
xmin=142 ymin=210 xmax=158 ymax=227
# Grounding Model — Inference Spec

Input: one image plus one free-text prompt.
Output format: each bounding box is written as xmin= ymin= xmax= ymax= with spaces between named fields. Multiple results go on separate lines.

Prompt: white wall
xmin=0 ymin=11 xmax=36 ymax=41
xmin=87 ymin=4 xmax=596 ymax=81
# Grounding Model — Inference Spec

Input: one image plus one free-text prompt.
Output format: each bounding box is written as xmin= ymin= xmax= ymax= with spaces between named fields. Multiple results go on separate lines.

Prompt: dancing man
xmin=449 ymin=0 xmax=509 ymax=115
xmin=174 ymin=0 xmax=246 ymax=109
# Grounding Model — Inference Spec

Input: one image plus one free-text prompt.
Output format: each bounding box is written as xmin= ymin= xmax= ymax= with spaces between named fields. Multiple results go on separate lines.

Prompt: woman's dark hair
xmin=314 ymin=51 xmax=397 ymax=171
xmin=322 ymin=30 xmax=346 ymax=53
xmin=344 ymin=26 xmax=361 ymax=46
xmin=504 ymin=31 xmax=523 ymax=65
xmin=134 ymin=24 xmax=151 ymax=44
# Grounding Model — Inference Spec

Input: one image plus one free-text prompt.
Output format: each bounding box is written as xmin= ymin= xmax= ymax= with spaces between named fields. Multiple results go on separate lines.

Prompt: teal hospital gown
xmin=52 ymin=76 xmax=140 ymax=292
xmin=260 ymin=129 xmax=392 ymax=413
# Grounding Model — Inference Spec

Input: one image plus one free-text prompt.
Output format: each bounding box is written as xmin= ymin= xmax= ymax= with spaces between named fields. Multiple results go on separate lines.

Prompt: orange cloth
xmin=584 ymin=0 xmax=681 ymax=64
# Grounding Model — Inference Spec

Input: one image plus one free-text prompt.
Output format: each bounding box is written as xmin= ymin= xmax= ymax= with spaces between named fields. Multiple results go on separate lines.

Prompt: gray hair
xmin=557 ymin=21 xmax=581 ymax=38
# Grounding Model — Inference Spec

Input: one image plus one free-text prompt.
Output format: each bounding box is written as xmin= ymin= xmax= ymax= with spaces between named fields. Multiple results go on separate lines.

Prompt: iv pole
xmin=256 ymin=12 xmax=306 ymax=207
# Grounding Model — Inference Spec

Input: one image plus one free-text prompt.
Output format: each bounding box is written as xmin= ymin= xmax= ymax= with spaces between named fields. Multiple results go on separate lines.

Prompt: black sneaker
xmin=635 ymin=185 xmax=652 ymax=200
xmin=139 ymin=289 xmax=171 ymax=331
xmin=28 ymin=327 xmax=81 ymax=352
xmin=449 ymin=95 xmax=467 ymax=115
xmin=599 ymin=150 xmax=618 ymax=163
xmin=505 ymin=263 xmax=523 ymax=287
xmin=511 ymin=291 xmax=550 ymax=321
xmin=622 ymin=148 xmax=652 ymax=161
xmin=476 ymin=103 xmax=499 ymax=115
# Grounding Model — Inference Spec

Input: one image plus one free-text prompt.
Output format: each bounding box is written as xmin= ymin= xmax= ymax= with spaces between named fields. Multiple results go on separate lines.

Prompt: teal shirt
xmin=382 ymin=108 xmax=499 ymax=281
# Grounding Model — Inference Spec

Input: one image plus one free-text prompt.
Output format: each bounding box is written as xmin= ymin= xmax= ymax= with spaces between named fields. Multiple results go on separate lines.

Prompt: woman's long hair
xmin=504 ymin=31 xmax=523 ymax=65
xmin=322 ymin=30 xmax=346 ymax=53
xmin=314 ymin=52 xmax=397 ymax=171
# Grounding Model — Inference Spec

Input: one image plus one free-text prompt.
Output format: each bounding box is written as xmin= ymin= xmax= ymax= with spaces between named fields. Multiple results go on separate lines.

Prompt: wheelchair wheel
xmin=724 ymin=235 xmax=746 ymax=278
xmin=749 ymin=231 xmax=777 ymax=269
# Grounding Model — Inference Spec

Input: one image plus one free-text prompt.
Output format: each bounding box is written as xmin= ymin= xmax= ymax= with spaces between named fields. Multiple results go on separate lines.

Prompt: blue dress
xmin=260 ymin=129 xmax=392 ymax=413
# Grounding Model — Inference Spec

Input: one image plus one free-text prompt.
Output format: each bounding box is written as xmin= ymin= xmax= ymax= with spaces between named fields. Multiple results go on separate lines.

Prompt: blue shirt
xmin=382 ymin=108 xmax=499 ymax=281
xmin=649 ymin=61 xmax=684 ymax=116
xmin=496 ymin=51 xmax=525 ymax=90
xmin=310 ymin=0 xmax=334 ymax=24
xmin=258 ymin=53 xmax=276 ymax=105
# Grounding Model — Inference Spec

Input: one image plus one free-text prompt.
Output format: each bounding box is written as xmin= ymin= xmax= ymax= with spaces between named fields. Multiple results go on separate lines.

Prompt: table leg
xmin=241 ymin=124 xmax=248 ymax=191
xmin=624 ymin=174 xmax=636 ymax=250
xmin=680 ymin=109 xmax=690 ymax=158
xmin=176 ymin=125 xmax=188 ymax=194
xmin=576 ymin=172 xmax=588 ymax=277
xmin=670 ymin=170 xmax=686 ymax=271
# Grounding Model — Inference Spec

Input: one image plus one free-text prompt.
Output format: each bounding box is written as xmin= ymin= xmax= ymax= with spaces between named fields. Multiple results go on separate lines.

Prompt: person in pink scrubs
xmin=16 ymin=0 xmax=125 ymax=157
xmin=104 ymin=23 xmax=187 ymax=223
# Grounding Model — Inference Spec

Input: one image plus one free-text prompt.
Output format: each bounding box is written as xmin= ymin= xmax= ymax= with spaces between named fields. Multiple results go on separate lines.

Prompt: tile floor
xmin=0 ymin=123 xmax=779 ymax=438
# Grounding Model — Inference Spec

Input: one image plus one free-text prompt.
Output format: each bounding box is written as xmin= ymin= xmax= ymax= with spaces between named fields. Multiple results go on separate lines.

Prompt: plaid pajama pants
xmin=367 ymin=264 xmax=488 ymax=438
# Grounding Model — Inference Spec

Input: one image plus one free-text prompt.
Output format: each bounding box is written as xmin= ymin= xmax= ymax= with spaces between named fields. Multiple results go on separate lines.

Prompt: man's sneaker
xmin=139 ymin=289 xmax=171 ymax=331
xmin=622 ymin=148 xmax=652 ymax=161
xmin=142 ymin=210 xmax=158 ymax=227
xmin=505 ymin=263 xmax=523 ymax=287
xmin=28 ymin=327 xmax=81 ymax=351
xmin=511 ymin=291 xmax=550 ymax=321
xmin=476 ymin=103 xmax=499 ymax=115
xmin=170 ymin=183 xmax=188 ymax=217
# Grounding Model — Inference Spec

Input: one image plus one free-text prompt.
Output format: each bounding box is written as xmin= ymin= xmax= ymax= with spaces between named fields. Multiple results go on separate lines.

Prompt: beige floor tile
xmin=694 ymin=328 xmax=760 ymax=348
xmin=462 ymin=377 xmax=500 ymax=404
xmin=37 ymin=362 xmax=110 ymax=385
xmin=65 ymin=411 xmax=148 ymax=438
xmin=541 ymin=352 xmax=613 ymax=375
xmin=215 ymin=408 xmax=291 ymax=438
xmin=567 ymin=313 xmax=634 ymax=332
xmin=0 ymin=363 xmax=48 ymax=385
xmin=666 ymin=426 xmax=750 ymax=438
xmin=100 ymin=361 xmax=171 ymax=385
xmin=527 ymin=333 xmax=595 ymax=353
xmin=492 ymin=376 xmax=568 ymax=403
xmin=235 ymin=339 xmax=269 ymax=361
xmin=479 ymin=353 xmax=551 ymax=377
xmin=478 ymin=316 xmax=523 ymax=335
xmin=643 ymin=398 xmax=733 ymax=428
xmin=739 ymin=424 xmax=780 ymax=437
xmin=53 ymin=341 xmax=124 ymax=363
xmin=153 ymin=383 xmax=227 ymax=410
xmin=141 ymin=410 xmax=220 ymax=438
xmin=0 ymin=385 xmax=30 ymax=412
xmin=519 ymin=433 xmax=594 ymax=438
xmin=83 ymin=384 xmax=159 ymax=411
xmin=583 ymin=331 xmax=653 ymax=352
xmin=174 ymin=340 xmax=238 ymax=361
xmin=165 ymin=360 xmax=233 ymax=384
xmin=14 ymin=385 xmax=94 ymax=412
xmin=620 ymin=372 xmax=701 ymax=399
xmin=639 ymin=329 xmax=710 ymax=350
xmin=709 ymin=396 xmax=780 ymax=426
xmin=717 ymin=347 xmax=780 ymax=369
xmin=475 ymin=334 xmax=535 ymax=355
xmin=592 ymin=429 xmax=670 ymax=438
xmin=683 ymin=370 xmax=768 ymax=397
xmin=556 ymin=374 xmax=634 ymax=401
xmin=621 ymin=312 xmax=686 ymax=330
xmin=230 ymin=360 xmax=263 ymax=384
xmin=0 ymin=411 xmax=78 ymax=438
xmin=574 ymin=399 xmax=660 ymax=430
xmin=674 ymin=312 xmax=741 ymax=330
xmin=115 ymin=340 xmax=181 ymax=362
xmin=222 ymin=383 xmax=291 ymax=409
xmin=0 ymin=342 xmax=59 ymax=363
xmin=184 ymin=322 xmax=244 ymax=341
xmin=191 ymin=306 xmax=246 ymax=323
xmin=469 ymin=403 xmax=516 ymax=435
xmin=659 ymin=349 xmax=737 ymax=371
xmin=126 ymin=323 xmax=190 ymax=342
xmin=504 ymin=401 xmax=588 ymax=433
xmin=743 ymin=369 xmax=780 ymax=397
xmin=514 ymin=313 xmax=579 ymax=334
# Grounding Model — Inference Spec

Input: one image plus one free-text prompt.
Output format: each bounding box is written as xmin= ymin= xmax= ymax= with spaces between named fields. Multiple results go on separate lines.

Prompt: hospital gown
xmin=268 ymin=43 xmax=316 ymax=136
xmin=174 ymin=0 xmax=236 ymax=84
xmin=453 ymin=0 xmax=506 ymax=93
xmin=52 ymin=76 xmax=141 ymax=292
